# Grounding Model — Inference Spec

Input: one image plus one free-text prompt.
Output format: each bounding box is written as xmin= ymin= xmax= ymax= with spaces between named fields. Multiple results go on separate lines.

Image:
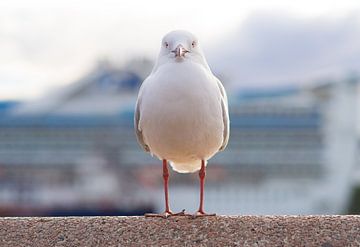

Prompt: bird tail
xmin=169 ymin=160 xmax=207 ymax=173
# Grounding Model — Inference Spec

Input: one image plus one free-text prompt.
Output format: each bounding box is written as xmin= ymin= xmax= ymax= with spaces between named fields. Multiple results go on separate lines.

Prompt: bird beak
xmin=172 ymin=44 xmax=189 ymax=58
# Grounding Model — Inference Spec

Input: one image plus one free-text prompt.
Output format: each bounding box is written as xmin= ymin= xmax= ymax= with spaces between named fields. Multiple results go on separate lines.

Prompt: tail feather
xmin=169 ymin=160 xmax=207 ymax=173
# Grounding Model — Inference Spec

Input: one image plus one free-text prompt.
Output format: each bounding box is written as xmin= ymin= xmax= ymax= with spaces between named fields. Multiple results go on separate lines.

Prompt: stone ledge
xmin=0 ymin=216 xmax=360 ymax=246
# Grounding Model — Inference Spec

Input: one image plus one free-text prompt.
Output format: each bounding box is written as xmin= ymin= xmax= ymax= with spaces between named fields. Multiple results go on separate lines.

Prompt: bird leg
xmin=145 ymin=159 xmax=190 ymax=218
xmin=192 ymin=160 xmax=216 ymax=218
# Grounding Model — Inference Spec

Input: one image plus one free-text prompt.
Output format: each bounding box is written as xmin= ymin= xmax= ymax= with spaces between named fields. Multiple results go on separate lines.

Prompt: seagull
xmin=134 ymin=30 xmax=229 ymax=218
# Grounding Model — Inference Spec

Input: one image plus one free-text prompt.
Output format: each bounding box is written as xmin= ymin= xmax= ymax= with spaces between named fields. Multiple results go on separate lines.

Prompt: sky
xmin=1 ymin=0 xmax=360 ymax=100
xmin=212 ymin=11 xmax=360 ymax=88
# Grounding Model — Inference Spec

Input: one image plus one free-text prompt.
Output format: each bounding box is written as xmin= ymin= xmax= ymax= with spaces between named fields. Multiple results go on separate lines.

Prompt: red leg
xmin=198 ymin=160 xmax=205 ymax=213
xmin=193 ymin=160 xmax=216 ymax=218
xmin=163 ymin=159 xmax=171 ymax=214
xmin=145 ymin=159 xmax=188 ymax=218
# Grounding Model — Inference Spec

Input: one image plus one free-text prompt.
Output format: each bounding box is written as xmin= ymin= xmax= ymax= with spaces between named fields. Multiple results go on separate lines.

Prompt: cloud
xmin=1 ymin=4 xmax=360 ymax=100
xmin=0 ymin=4 xmax=234 ymax=100
xmin=208 ymin=12 xmax=360 ymax=88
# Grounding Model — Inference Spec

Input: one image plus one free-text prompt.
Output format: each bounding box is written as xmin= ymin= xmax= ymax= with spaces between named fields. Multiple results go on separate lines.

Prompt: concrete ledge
xmin=1 ymin=216 xmax=360 ymax=246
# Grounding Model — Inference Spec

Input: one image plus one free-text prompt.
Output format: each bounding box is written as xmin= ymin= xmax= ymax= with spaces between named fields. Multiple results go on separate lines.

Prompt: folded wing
xmin=216 ymin=79 xmax=230 ymax=151
xmin=134 ymin=91 xmax=150 ymax=152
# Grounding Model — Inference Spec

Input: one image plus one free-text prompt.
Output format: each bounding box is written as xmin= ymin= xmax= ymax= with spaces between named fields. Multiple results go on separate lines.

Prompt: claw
xmin=172 ymin=209 xmax=191 ymax=217
xmin=145 ymin=211 xmax=173 ymax=218
xmin=191 ymin=211 xmax=216 ymax=219
xmin=145 ymin=209 xmax=191 ymax=218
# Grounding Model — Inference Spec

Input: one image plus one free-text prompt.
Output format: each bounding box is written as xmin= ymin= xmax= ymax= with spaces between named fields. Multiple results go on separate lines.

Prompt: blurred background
xmin=1 ymin=0 xmax=360 ymax=216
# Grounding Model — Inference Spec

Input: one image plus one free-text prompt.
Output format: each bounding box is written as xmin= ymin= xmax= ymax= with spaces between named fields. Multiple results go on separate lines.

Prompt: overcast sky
xmin=1 ymin=0 xmax=360 ymax=100
xmin=211 ymin=11 xmax=360 ymax=88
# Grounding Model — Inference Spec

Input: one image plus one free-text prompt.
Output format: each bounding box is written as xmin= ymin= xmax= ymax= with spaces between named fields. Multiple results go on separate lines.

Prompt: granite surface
xmin=0 ymin=215 xmax=360 ymax=246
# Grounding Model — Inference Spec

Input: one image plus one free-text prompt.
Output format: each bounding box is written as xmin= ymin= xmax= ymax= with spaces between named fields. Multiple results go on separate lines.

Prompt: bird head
xmin=152 ymin=30 xmax=210 ymax=72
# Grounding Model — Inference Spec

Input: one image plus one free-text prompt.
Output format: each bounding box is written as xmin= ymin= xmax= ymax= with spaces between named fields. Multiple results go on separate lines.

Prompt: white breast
xmin=139 ymin=61 xmax=224 ymax=173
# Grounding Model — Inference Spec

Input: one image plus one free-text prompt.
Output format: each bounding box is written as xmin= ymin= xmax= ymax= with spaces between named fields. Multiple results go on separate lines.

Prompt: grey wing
xmin=216 ymin=79 xmax=230 ymax=151
xmin=134 ymin=97 xmax=150 ymax=152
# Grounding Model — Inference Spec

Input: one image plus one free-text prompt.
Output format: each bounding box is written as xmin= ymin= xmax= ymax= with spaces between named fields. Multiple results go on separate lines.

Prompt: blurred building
xmin=205 ymin=77 xmax=358 ymax=215
xmin=0 ymin=61 xmax=358 ymax=216
xmin=0 ymin=60 xmax=155 ymax=216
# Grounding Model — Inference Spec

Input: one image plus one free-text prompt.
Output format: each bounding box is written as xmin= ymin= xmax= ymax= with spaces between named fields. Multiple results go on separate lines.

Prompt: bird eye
xmin=164 ymin=42 xmax=169 ymax=48
xmin=192 ymin=41 xmax=196 ymax=48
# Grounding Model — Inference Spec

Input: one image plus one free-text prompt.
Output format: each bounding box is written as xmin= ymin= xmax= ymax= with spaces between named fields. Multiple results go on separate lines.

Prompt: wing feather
xmin=216 ymin=79 xmax=230 ymax=151
xmin=134 ymin=92 xmax=150 ymax=152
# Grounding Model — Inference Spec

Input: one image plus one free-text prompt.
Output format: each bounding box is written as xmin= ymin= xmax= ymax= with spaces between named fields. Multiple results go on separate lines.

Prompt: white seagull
xmin=134 ymin=30 xmax=229 ymax=218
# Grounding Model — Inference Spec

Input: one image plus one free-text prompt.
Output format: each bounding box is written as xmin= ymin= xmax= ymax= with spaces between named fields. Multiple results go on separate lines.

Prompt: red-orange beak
xmin=171 ymin=44 xmax=189 ymax=58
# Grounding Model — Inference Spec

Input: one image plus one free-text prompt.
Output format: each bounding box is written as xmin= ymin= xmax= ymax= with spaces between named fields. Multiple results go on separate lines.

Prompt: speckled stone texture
xmin=0 ymin=216 xmax=360 ymax=246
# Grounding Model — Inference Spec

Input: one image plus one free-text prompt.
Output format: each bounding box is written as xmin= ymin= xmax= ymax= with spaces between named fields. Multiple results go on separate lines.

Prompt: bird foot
xmin=191 ymin=211 xmax=216 ymax=219
xmin=173 ymin=209 xmax=192 ymax=217
xmin=145 ymin=209 xmax=190 ymax=218
xmin=145 ymin=211 xmax=173 ymax=218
